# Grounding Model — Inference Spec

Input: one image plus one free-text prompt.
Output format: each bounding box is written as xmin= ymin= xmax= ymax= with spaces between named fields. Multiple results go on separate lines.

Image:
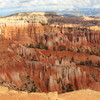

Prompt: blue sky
xmin=0 ymin=0 xmax=100 ymax=16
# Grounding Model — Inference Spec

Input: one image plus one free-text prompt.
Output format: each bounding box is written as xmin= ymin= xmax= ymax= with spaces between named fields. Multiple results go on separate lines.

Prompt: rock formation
xmin=0 ymin=12 xmax=100 ymax=93
xmin=0 ymin=86 xmax=100 ymax=100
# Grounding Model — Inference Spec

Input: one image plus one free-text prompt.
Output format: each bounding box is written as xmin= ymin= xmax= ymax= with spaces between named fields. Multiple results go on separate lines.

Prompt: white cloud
xmin=0 ymin=0 xmax=100 ymax=16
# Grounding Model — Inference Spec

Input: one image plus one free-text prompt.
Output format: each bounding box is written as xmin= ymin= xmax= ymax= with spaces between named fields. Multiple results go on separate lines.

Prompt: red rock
xmin=0 ymin=19 xmax=100 ymax=93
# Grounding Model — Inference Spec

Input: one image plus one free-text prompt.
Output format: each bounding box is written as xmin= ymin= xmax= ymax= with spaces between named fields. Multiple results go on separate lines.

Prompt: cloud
xmin=0 ymin=0 xmax=100 ymax=16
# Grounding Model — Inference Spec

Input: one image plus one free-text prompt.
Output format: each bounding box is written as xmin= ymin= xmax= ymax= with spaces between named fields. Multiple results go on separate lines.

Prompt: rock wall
xmin=0 ymin=21 xmax=100 ymax=55
xmin=0 ymin=34 xmax=100 ymax=93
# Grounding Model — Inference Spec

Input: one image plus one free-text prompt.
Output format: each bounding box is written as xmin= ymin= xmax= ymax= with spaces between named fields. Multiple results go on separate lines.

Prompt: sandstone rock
xmin=59 ymin=89 xmax=100 ymax=100
xmin=47 ymin=92 xmax=58 ymax=100
xmin=0 ymin=15 xmax=100 ymax=93
xmin=0 ymin=86 xmax=100 ymax=100
xmin=0 ymin=86 xmax=8 ymax=93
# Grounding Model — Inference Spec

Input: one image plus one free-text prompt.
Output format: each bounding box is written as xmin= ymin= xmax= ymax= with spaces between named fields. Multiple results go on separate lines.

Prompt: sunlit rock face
xmin=0 ymin=12 xmax=59 ymax=24
xmin=0 ymin=21 xmax=100 ymax=55
xmin=0 ymin=12 xmax=100 ymax=93
xmin=0 ymin=86 xmax=100 ymax=100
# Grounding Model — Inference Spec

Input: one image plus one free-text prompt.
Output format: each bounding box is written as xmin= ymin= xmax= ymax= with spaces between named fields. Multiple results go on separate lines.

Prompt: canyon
xmin=0 ymin=12 xmax=100 ymax=94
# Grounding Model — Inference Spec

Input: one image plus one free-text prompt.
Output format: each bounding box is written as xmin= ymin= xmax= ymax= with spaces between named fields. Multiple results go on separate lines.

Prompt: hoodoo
xmin=0 ymin=12 xmax=100 ymax=93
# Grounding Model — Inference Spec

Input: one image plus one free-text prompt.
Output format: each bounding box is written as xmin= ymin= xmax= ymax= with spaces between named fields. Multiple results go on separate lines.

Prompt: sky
xmin=0 ymin=0 xmax=100 ymax=16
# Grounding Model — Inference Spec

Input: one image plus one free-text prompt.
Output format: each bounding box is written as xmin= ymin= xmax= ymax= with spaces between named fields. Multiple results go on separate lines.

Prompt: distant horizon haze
xmin=0 ymin=0 xmax=100 ymax=16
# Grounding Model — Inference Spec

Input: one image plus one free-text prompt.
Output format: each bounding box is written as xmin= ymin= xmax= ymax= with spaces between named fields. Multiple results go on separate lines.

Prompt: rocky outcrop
xmin=0 ymin=21 xmax=100 ymax=57
xmin=0 ymin=14 xmax=100 ymax=93
xmin=0 ymin=12 xmax=59 ymax=24
xmin=0 ymin=35 xmax=39 ymax=92
xmin=0 ymin=86 xmax=100 ymax=100
xmin=59 ymin=89 xmax=100 ymax=100
xmin=0 ymin=35 xmax=100 ymax=93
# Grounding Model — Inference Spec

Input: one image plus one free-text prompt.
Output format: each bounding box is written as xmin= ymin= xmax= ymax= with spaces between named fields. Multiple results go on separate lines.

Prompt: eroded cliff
xmin=0 ymin=13 xmax=100 ymax=93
